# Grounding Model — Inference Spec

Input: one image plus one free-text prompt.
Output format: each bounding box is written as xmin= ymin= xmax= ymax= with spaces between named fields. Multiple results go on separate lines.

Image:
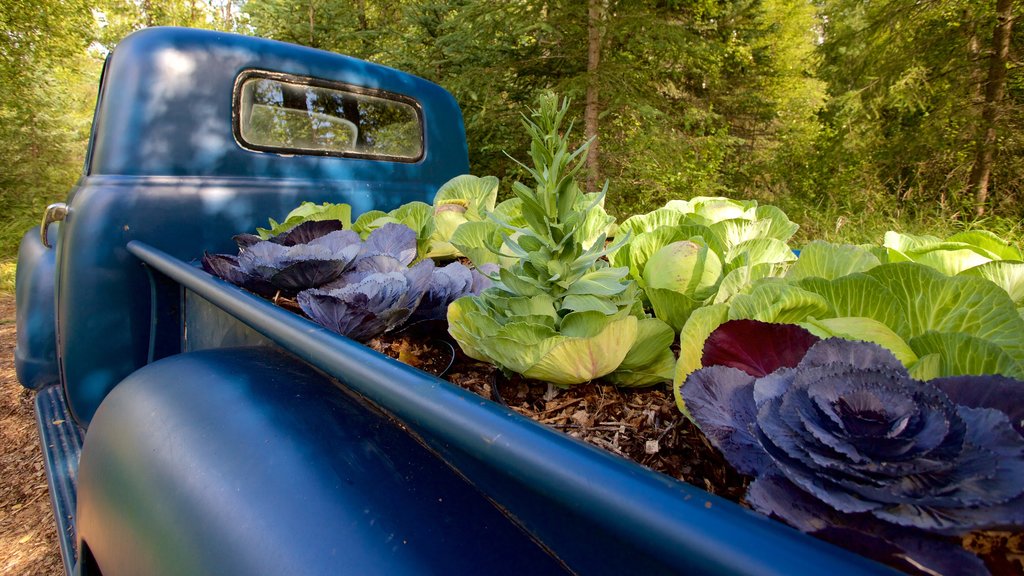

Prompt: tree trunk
xmin=584 ymin=0 xmax=603 ymax=193
xmin=308 ymin=1 xmax=316 ymax=48
xmin=965 ymin=9 xmax=983 ymax=106
xmin=967 ymin=0 xmax=1015 ymax=216
xmin=142 ymin=0 xmax=154 ymax=27
xmin=356 ymin=0 xmax=371 ymax=57
xmin=356 ymin=0 xmax=369 ymax=31
xmin=223 ymin=1 xmax=233 ymax=29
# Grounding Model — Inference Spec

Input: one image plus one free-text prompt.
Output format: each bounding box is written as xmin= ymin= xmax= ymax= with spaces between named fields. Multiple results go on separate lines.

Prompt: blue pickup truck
xmin=14 ymin=27 xmax=894 ymax=575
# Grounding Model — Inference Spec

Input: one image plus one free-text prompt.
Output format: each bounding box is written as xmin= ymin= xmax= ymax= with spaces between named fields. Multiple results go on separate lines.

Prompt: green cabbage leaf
xmin=883 ymin=230 xmax=1023 ymax=275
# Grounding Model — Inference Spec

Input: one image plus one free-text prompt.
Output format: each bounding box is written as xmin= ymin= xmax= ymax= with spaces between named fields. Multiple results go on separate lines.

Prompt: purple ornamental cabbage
xmin=682 ymin=327 xmax=1024 ymax=575
xmin=206 ymin=220 xmax=493 ymax=343
xmin=235 ymin=230 xmax=361 ymax=293
xmin=322 ymin=222 xmax=421 ymax=288
xmin=234 ymin=220 xmax=346 ymax=248
xmin=202 ymin=220 xmax=359 ymax=297
xmin=409 ymin=262 xmax=496 ymax=323
xmin=296 ymin=224 xmax=430 ymax=340
xmin=355 ymin=222 xmax=418 ymax=266
xmin=297 ymin=261 xmax=435 ymax=342
xmin=200 ymin=252 xmax=278 ymax=298
xmin=296 ymin=223 xmax=480 ymax=341
xmin=297 ymin=225 xmax=493 ymax=340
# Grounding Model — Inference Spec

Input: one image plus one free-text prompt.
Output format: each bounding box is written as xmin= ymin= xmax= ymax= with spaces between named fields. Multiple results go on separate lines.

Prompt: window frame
xmin=232 ymin=69 xmax=426 ymax=163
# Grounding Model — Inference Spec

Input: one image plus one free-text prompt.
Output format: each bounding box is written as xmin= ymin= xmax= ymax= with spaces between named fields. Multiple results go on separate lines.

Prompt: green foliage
xmin=245 ymin=0 xmax=404 ymax=58
xmin=814 ymin=0 xmax=1023 ymax=219
xmin=0 ymin=0 xmax=98 ymax=258
xmin=94 ymin=0 xmax=244 ymax=48
xmin=0 ymin=260 xmax=15 ymax=295
xmin=6 ymin=0 xmax=1022 ymax=264
xmin=1 ymin=1 xmax=244 ymax=259
xmin=240 ymin=1 xmax=831 ymax=220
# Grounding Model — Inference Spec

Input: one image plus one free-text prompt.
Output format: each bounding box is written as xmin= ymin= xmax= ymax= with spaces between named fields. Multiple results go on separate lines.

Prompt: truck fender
xmin=15 ymin=225 xmax=59 ymax=390
xmin=75 ymin=346 xmax=564 ymax=576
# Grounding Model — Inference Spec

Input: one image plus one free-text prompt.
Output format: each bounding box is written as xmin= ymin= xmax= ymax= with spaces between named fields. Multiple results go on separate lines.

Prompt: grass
xmin=1 ymin=207 xmax=34 ymax=297
xmin=1 ymin=201 xmax=45 ymax=262
xmin=1 ymin=261 xmax=16 ymax=296
xmin=766 ymin=193 xmax=1024 ymax=248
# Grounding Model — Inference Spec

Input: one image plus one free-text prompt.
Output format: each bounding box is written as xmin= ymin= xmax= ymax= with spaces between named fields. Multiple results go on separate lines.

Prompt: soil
xmin=369 ymin=323 xmax=748 ymax=502
xmin=0 ymin=293 xmax=63 ymax=575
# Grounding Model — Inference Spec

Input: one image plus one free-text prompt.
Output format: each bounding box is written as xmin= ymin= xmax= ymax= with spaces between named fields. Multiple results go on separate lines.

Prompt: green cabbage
xmin=428 ymin=175 xmax=499 ymax=259
xmin=611 ymin=197 xmax=798 ymax=332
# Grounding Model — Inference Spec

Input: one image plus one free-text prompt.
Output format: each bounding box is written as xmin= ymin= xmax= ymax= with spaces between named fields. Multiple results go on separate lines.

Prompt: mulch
xmin=0 ymin=293 xmax=62 ymax=575
xmin=367 ymin=325 xmax=749 ymax=502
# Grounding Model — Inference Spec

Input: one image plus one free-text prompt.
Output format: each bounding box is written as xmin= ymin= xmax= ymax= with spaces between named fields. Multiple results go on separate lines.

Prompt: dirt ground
xmin=0 ymin=293 xmax=62 ymax=575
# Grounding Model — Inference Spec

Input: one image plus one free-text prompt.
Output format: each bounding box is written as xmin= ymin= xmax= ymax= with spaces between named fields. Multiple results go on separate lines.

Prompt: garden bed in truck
xmin=14 ymin=25 xmax=1023 ymax=576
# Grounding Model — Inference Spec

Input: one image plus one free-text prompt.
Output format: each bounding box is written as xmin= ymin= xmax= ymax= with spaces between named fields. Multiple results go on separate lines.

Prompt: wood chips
xmin=0 ymin=294 xmax=62 ymax=575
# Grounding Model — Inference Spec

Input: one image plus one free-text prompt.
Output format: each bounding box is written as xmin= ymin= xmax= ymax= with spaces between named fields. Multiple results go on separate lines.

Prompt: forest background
xmin=1 ymin=0 xmax=1020 ymax=292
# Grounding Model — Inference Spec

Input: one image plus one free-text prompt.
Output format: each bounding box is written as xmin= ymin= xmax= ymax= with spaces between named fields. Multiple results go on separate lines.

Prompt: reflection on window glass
xmin=237 ymin=75 xmax=422 ymax=160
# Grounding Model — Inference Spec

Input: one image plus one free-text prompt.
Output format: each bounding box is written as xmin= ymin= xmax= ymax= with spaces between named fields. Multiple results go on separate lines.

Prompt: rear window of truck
xmin=235 ymin=71 xmax=424 ymax=162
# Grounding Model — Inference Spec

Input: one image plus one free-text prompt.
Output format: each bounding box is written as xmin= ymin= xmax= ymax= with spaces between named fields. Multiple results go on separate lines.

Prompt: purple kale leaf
xmin=201 ymin=252 xmax=278 ymax=299
xmin=679 ymin=366 xmax=772 ymax=476
xmin=268 ymin=220 xmax=345 ymax=246
xmin=357 ymin=222 xmax=418 ymax=266
xmin=747 ymin=472 xmax=991 ymax=576
xmin=235 ymin=230 xmax=362 ymax=295
xmin=320 ymin=224 xmax=423 ymax=289
xmin=301 ymin=223 xmax=490 ymax=331
xmin=408 ymin=262 xmax=494 ymax=323
xmin=233 ymin=219 xmax=344 ymax=249
xmin=204 ymin=218 xmax=459 ymax=341
xmin=701 ymin=319 xmax=820 ymax=377
xmin=933 ymin=374 xmax=1024 ymax=437
xmin=204 ymin=217 xmax=477 ymax=342
xmin=203 ymin=227 xmax=361 ymax=297
xmin=682 ymin=336 xmax=1024 ymax=573
xmin=471 ymin=263 xmax=499 ymax=292
xmin=297 ymin=259 xmax=435 ymax=342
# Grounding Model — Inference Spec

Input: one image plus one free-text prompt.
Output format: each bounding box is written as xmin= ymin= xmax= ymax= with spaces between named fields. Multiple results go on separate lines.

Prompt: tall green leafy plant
xmin=447 ymin=94 xmax=675 ymax=387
